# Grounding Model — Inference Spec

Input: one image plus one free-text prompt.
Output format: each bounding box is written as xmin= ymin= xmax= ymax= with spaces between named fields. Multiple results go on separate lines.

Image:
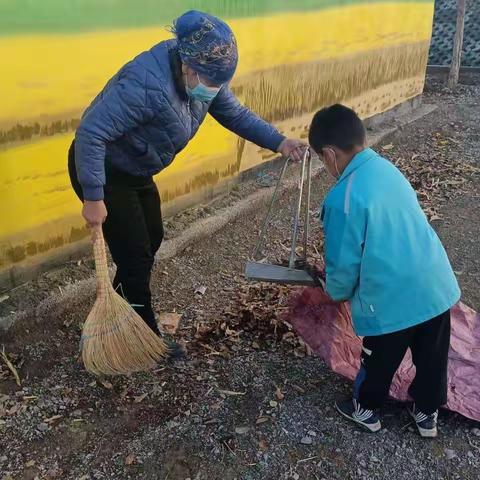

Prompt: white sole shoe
xmin=408 ymin=408 xmax=438 ymax=438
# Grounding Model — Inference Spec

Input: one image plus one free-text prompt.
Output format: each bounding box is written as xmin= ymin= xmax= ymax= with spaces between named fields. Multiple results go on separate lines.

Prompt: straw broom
xmin=81 ymin=226 xmax=169 ymax=376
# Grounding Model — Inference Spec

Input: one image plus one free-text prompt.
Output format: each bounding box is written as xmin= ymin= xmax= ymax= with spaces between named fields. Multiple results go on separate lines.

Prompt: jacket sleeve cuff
xmin=82 ymin=185 xmax=104 ymax=201
xmin=325 ymin=278 xmax=351 ymax=302
xmin=271 ymin=132 xmax=286 ymax=153
xmin=326 ymin=285 xmax=340 ymax=301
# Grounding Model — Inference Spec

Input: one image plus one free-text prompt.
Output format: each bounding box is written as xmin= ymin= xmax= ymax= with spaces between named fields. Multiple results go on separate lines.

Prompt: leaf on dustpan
xmin=1 ymin=347 xmax=21 ymax=386
xmin=382 ymin=144 xmax=394 ymax=151
xmin=125 ymin=453 xmax=136 ymax=466
xmin=157 ymin=312 xmax=182 ymax=334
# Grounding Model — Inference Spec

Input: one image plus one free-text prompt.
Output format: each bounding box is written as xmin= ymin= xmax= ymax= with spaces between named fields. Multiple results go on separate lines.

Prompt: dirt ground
xmin=1 ymin=75 xmax=480 ymax=480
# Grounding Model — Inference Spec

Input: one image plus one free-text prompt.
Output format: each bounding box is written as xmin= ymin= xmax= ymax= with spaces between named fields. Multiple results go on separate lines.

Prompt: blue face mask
xmin=186 ymin=74 xmax=221 ymax=102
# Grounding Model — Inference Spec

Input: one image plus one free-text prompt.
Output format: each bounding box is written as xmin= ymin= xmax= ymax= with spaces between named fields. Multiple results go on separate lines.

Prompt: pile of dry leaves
xmin=193 ymin=282 xmax=314 ymax=359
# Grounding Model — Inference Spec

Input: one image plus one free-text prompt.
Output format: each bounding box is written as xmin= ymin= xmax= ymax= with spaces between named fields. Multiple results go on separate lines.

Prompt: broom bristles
xmin=81 ymin=226 xmax=169 ymax=376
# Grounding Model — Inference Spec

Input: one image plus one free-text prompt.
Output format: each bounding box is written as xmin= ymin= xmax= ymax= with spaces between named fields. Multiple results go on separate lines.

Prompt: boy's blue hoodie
xmin=321 ymin=148 xmax=460 ymax=336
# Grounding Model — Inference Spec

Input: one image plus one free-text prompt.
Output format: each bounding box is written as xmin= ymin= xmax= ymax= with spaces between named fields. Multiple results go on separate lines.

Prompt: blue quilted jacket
xmin=74 ymin=39 xmax=285 ymax=201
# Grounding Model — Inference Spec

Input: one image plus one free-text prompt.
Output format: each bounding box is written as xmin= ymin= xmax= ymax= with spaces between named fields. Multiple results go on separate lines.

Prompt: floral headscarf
xmin=170 ymin=10 xmax=238 ymax=85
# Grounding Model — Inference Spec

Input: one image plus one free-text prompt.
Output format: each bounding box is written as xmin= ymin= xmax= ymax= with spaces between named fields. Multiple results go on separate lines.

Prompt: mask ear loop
xmin=324 ymin=147 xmax=340 ymax=179
xmin=334 ymin=154 xmax=340 ymax=179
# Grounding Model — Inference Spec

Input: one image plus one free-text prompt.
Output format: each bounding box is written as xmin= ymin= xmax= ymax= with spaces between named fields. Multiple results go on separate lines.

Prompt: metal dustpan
xmin=245 ymin=149 xmax=316 ymax=286
xmin=245 ymin=261 xmax=315 ymax=285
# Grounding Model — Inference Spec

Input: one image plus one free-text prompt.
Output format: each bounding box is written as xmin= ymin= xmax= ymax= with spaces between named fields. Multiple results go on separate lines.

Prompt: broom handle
xmin=91 ymin=225 xmax=110 ymax=297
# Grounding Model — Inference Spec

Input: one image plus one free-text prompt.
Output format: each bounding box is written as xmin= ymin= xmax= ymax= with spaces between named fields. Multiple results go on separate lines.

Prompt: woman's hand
xmin=82 ymin=200 xmax=107 ymax=227
xmin=277 ymin=138 xmax=308 ymax=162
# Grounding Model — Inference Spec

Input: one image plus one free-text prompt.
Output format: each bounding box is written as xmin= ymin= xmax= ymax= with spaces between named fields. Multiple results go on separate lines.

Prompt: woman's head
xmin=172 ymin=10 xmax=238 ymax=87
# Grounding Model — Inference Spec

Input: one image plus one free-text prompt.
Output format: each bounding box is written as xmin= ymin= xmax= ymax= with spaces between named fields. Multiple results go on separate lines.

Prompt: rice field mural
xmin=0 ymin=0 xmax=434 ymax=277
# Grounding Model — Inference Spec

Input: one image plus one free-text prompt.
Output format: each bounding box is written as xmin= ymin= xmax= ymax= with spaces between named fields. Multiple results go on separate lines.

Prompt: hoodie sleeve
xmin=322 ymin=198 xmax=367 ymax=302
xmin=208 ymin=86 xmax=285 ymax=152
xmin=74 ymin=67 xmax=154 ymax=201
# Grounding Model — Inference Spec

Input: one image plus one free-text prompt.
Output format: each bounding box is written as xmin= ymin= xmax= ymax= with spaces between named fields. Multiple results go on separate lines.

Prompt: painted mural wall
xmin=0 ymin=0 xmax=434 ymax=279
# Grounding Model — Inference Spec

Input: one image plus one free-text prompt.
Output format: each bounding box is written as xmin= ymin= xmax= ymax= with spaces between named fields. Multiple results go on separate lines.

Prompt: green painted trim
xmin=1 ymin=0 xmax=433 ymax=36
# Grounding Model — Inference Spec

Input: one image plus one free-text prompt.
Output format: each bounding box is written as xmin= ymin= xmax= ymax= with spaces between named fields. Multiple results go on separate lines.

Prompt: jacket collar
xmin=335 ymin=148 xmax=377 ymax=185
xmin=168 ymin=41 xmax=188 ymax=100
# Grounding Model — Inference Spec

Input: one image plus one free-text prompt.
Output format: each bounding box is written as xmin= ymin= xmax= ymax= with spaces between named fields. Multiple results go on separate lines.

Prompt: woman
xmin=68 ymin=10 xmax=305 ymax=337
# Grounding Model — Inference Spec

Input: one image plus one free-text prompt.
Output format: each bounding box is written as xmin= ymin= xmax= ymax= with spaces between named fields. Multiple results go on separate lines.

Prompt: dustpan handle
xmin=303 ymin=151 xmax=312 ymax=262
xmin=251 ymin=156 xmax=291 ymax=260
xmin=91 ymin=225 xmax=110 ymax=297
xmin=289 ymin=148 xmax=311 ymax=268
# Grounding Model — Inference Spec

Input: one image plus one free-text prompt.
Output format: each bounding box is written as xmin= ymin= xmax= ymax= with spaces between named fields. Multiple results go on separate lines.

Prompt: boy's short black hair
xmin=308 ymin=104 xmax=366 ymax=153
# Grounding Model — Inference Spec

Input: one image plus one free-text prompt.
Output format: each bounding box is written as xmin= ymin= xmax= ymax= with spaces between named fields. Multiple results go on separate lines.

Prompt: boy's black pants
xmin=68 ymin=141 xmax=163 ymax=335
xmin=354 ymin=310 xmax=451 ymax=414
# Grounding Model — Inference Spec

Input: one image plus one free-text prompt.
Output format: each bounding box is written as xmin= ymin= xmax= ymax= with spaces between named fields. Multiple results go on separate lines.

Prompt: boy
xmin=308 ymin=104 xmax=460 ymax=437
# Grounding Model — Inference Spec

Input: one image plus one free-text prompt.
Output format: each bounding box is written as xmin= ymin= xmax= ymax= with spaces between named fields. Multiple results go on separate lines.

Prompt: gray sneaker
xmin=409 ymin=404 xmax=438 ymax=438
xmin=335 ymin=398 xmax=382 ymax=433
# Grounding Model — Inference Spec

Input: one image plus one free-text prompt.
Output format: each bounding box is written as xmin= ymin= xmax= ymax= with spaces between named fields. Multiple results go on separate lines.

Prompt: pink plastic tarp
xmin=286 ymin=287 xmax=480 ymax=421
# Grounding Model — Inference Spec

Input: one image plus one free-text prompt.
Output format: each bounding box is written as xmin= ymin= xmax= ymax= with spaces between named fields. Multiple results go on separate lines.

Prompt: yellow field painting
xmin=0 ymin=3 xmax=433 ymax=127
xmin=0 ymin=2 xmax=434 ymax=271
